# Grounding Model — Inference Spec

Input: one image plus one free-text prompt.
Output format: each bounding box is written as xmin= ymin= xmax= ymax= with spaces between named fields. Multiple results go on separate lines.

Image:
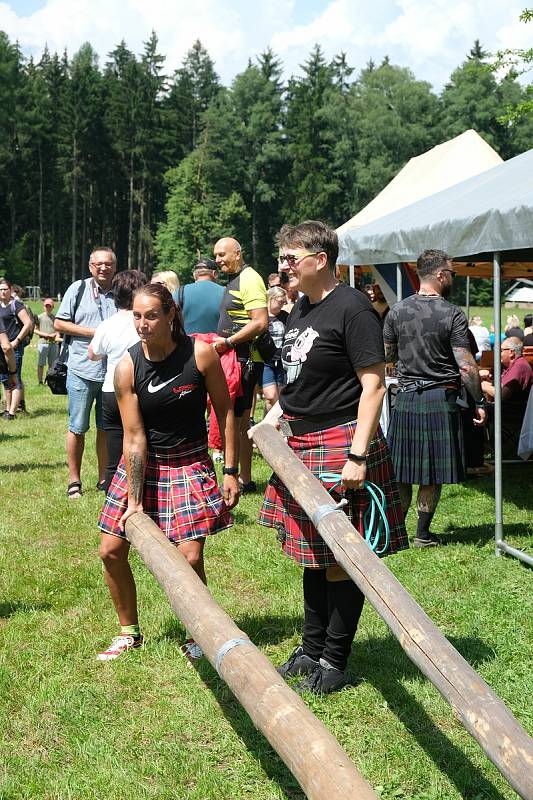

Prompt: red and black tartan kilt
xmin=99 ymin=437 xmax=232 ymax=543
xmin=258 ymin=422 xmax=408 ymax=568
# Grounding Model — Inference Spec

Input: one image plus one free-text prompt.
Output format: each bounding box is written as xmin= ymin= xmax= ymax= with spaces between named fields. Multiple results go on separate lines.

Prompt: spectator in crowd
xmin=55 ymin=247 xmax=117 ymax=498
xmin=176 ymin=259 xmax=224 ymax=334
xmin=257 ymin=220 xmax=407 ymax=694
xmin=262 ymin=286 xmax=288 ymax=413
xmin=384 ymin=249 xmax=486 ymax=546
xmin=468 ymin=315 xmax=491 ymax=358
xmin=267 ymin=272 xmax=281 ymax=288
xmin=97 ymin=283 xmax=239 ymax=661
xmin=0 ymin=317 xmax=17 ymax=396
xmin=481 ymin=336 xmax=533 ymax=459
xmin=504 ymin=314 xmax=524 ymax=341
xmin=88 ymin=270 xmax=147 ymax=492
xmin=35 ymin=298 xmax=60 ymax=384
xmin=522 ymin=313 xmax=533 ymax=345
xmin=151 ymin=270 xmax=180 ymax=295
xmin=0 ymin=277 xmax=33 ymax=420
xmin=212 ymin=237 xmax=268 ymax=493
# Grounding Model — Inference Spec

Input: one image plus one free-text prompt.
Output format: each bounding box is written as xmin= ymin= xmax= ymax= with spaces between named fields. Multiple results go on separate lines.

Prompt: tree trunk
xmin=128 ymin=152 xmax=134 ymax=269
xmin=80 ymin=193 xmax=87 ymax=279
xmin=71 ymin=135 xmax=78 ymax=284
xmin=38 ymin=141 xmax=44 ymax=292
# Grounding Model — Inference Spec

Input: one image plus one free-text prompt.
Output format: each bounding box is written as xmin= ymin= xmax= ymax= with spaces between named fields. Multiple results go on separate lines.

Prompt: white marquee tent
xmin=338 ymin=147 xmax=533 ymax=566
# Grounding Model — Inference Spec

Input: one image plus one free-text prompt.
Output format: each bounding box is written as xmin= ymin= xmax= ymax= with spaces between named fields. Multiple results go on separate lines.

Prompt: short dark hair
xmin=275 ymin=220 xmax=338 ymax=271
xmin=112 ymin=269 xmax=147 ymax=310
xmin=134 ymin=283 xmax=185 ymax=343
xmin=194 ymin=257 xmax=217 ymax=272
xmin=416 ymin=249 xmax=450 ymax=277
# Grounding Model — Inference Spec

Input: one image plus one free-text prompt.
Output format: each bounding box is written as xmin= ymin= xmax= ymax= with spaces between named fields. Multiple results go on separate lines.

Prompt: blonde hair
xmin=267 ymin=286 xmax=287 ymax=302
xmin=151 ymin=270 xmax=180 ymax=294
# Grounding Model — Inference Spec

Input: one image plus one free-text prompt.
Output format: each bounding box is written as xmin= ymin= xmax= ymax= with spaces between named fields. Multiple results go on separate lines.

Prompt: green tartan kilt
xmin=387 ymin=387 xmax=465 ymax=485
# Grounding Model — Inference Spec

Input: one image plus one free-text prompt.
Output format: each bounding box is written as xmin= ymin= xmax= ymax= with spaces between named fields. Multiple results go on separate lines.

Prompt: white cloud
xmin=0 ymin=0 xmax=530 ymax=88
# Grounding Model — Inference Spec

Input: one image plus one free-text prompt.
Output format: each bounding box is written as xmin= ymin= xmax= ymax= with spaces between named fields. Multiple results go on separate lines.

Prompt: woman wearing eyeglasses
xmin=257 ymin=220 xmax=408 ymax=694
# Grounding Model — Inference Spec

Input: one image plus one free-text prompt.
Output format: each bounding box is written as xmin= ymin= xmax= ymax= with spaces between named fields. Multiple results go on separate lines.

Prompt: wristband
xmin=222 ymin=466 xmax=238 ymax=475
xmin=348 ymin=453 xmax=367 ymax=463
xmin=475 ymin=397 xmax=486 ymax=408
xmin=8 ymin=370 xmax=17 ymax=375
xmin=225 ymin=337 xmax=234 ymax=349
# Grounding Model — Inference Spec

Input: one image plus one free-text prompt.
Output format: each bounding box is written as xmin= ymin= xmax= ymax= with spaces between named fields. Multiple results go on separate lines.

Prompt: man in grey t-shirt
xmin=55 ymin=248 xmax=117 ymax=498
xmin=383 ymin=249 xmax=486 ymax=547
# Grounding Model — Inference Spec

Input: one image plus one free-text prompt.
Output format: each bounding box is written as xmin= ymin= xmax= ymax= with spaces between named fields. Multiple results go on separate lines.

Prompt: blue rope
xmin=318 ymin=472 xmax=390 ymax=556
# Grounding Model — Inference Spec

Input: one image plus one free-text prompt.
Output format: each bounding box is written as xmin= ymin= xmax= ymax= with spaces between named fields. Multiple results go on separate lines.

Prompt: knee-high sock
xmin=302 ymin=567 xmax=328 ymax=661
xmin=322 ymin=579 xmax=365 ymax=672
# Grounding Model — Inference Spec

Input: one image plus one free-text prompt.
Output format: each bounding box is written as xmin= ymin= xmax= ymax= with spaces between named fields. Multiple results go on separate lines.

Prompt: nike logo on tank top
xmin=129 ymin=338 xmax=207 ymax=448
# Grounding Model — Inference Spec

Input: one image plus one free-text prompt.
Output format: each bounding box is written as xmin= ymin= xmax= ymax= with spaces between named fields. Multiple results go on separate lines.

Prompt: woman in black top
xmin=97 ymin=283 xmax=239 ymax=661
xmin=257 ymin=221 xmax=408 ymax=693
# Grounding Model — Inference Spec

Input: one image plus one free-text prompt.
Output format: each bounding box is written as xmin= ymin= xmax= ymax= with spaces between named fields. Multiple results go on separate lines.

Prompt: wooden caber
xmin=250 ymin=424 xmax=533 ymax=800
xmin=125 ymin=512 xmax=379 ymax=800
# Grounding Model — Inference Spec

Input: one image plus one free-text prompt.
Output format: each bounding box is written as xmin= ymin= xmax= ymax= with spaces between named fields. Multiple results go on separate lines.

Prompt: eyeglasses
xmin=278 ymin=251 xmax=321 ymax=268
xmin=90 ymin=261 xmax=114 ymax=268
xmin=441 ymin=268 xmax=457 ymax=278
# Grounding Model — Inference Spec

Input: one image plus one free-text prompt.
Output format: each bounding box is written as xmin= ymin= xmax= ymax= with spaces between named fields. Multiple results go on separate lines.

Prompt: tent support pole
xmin=349 ymin=264 xmax=355 ymax=288
xmin=396 ymin=263 xmax=402 ymax=301
xmin=493 ymin=252 xmax=504 ymax=553
xmin=465 ymin=275 xmax=470 ymax=320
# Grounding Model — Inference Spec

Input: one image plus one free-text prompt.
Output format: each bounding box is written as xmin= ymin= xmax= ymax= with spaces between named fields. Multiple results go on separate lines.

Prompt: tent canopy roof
xmin=338 ymin=147 xmax=533 ymax=276
xmin=337 ymin=129 xmax=502 ymax=235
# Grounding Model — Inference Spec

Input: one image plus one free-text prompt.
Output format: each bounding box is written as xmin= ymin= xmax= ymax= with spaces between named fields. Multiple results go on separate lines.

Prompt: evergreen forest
xmin=1 ymin=32 xmax=532 ymax=298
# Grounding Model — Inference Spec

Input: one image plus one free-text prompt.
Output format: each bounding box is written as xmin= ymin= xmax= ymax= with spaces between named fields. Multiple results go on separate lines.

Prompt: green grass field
xmin=1 ymin=345 xmax=532 ymax=800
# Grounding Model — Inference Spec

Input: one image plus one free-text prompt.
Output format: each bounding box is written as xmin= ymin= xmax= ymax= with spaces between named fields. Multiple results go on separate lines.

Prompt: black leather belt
xmin=279 ymin=414 xmax=355 ymax=437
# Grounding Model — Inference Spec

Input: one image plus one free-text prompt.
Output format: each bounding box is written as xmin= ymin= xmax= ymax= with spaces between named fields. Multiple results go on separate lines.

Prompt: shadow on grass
xmin=440 ymin=522 xmax=531 ymax=547
xmin=25 ymin=407 xmax=67 ymax=419
xmin=354 ymin=632 xmax=505 ymax=799
xmin=0 ymin=433 xmax=30 ymax=443
xmin=3 ymin=460 xmax=65 ymax=473
xmin=0 ymin=600 xmax=52 ymax=618
xmin=465 ymin=465 xmax=533 ymax=511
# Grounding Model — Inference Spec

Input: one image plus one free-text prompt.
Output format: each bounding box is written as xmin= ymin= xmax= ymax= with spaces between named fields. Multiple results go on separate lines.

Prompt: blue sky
xmin=1 ymin=0 xmax=530 ymax=89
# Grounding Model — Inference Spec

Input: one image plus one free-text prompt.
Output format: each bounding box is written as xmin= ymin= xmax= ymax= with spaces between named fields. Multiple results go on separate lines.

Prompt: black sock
xmin=302 ymin=568 xmax=328 ymax=661
xmin=322 ymin=579 xmax=365 ymax=672
xmin=417 ymin=511 xmax=436 ymax=538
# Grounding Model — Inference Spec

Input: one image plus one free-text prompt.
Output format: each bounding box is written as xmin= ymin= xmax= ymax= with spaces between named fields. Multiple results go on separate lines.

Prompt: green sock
xmin=121 ymin=624 xmax=141 ymax=638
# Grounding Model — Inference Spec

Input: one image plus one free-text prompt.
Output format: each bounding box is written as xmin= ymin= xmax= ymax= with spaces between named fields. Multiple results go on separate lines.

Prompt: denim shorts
xmin=0 ymin=344 xmax=24 ymax=390
xmin=66 ymin=370 xmax=104 ymax=434
xmin=262 ymin=360 xmax=285 ymax=389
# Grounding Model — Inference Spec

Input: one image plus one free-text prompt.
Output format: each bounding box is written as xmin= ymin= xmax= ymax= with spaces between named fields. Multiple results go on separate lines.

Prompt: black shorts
xmin=234 ymin=361 xmax=264 ymax=417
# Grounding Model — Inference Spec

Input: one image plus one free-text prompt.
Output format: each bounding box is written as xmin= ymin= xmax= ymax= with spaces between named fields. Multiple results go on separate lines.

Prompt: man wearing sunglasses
xmin=212 ymin=237 xmax=268 ymax=492
xmin=383 ymin=249 xmax=486 ymax=547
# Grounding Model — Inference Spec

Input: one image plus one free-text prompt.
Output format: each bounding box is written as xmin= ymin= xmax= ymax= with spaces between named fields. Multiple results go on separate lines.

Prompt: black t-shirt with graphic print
xmin=279 ymin=283 xmax=384 ymax=421
xmin=383 ymin=294 xmax=470 ymax=390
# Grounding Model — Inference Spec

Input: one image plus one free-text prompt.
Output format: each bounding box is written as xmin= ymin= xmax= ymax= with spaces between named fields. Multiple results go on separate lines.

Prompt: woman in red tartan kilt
xmin=257 ymin=221 xmax=408 ymax=694
xmin=96 ymin=283 xmax=240 ymax=662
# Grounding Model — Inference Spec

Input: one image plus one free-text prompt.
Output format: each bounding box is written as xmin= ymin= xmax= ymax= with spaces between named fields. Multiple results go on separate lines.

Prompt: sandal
xmin=67 ymin=481 xmax=83 ymax=499
xmin=96 ymin=480 xmax=106 ymax=492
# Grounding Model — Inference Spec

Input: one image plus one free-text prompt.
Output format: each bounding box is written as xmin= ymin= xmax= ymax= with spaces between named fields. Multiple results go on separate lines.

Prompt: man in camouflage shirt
xmin=383 ymin=249 xmax=486 ymax=546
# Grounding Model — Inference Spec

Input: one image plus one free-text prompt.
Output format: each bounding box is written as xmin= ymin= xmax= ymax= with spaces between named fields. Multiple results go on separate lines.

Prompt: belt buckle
xmin=278 ymin=417 xmax=293 ymax=437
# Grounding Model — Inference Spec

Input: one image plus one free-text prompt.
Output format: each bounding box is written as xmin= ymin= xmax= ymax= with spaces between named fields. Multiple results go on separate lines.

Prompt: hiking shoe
xmin=277 ymin=645 xmax=319 ymax=678
xmin=296 ymin=658 xmax=348 ymax=694
xmin=97 ymin=634 xmax=143 ymax=661
xmin=5 ymin=413 xmax=15 ymax=421
xmin=414 ymin=533 xmax=442 ymax=548
xmin=180 ymin=638 xmax=203 ymax=662
xmin=238 ymin=479 xmax=257 ymax=494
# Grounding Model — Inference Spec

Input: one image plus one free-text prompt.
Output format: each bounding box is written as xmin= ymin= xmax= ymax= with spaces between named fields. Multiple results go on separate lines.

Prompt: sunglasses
xmin=278 ymin=251 xmax=321 ymax=268
xmin=441 ymin=268 xmax=457 ymax=278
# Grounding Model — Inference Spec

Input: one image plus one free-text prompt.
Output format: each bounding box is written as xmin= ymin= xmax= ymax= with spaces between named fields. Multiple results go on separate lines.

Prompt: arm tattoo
xmin=384 ymin=341 xmax=398 ymax=364
xmin=128 ymin=452 xmax=145 ymax=504
xmin=452 ymin=346 xmax=483 ymax=400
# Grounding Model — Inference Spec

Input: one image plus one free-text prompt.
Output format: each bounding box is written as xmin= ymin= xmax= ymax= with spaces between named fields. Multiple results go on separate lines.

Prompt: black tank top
xmin=129 ymin=337 xmax=207 ymax=448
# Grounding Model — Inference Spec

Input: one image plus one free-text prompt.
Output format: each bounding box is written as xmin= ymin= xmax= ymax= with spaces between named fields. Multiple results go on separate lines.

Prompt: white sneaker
xmin=180 ymin=638 xmax=203 ymax=661
xmin=96 ymin=634 xmax=143 ymax=661
xmin=212 ymin=450 xmax=223 ymax=463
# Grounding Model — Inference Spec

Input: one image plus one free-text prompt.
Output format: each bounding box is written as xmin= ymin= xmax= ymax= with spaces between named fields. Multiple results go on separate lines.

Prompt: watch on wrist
xmin=222 ymin=466 xmax=238 ymax=475
xmin=347 ymin=453 xmax=367 ymax=463
xmin=224 ymin=337 xmax=234 ymax=349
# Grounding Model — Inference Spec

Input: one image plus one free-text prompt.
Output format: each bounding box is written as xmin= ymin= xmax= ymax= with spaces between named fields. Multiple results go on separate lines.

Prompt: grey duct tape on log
xmin=215 ymin=637 xmax=251 ymax=675
xmin=311 ymin=499 xmax=348 ymax=529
